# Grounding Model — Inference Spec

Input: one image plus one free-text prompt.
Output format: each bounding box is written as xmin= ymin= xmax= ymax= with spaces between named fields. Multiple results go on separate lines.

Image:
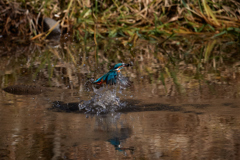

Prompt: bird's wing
xmin=105 ymin=72 xmax=117 ymax=85
xmin=93 ymin=74 xmax=108 ymax=84
xmin=94 ymin=71 xmax=117 ymax=85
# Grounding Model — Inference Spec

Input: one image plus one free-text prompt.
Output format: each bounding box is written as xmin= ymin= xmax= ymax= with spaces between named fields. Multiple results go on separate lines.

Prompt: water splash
xmin=79 ymin=85 xmax=127 ymax=114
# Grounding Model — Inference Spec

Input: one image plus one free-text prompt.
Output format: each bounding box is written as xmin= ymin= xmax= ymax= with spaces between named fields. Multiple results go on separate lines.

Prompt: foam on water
xmin=79 ymin=85 xmax=127 ymax=114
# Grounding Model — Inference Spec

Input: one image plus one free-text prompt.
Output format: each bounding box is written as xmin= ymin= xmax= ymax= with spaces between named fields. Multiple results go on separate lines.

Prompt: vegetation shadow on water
xmin=0 ymin=34 xmax=240 ymax=159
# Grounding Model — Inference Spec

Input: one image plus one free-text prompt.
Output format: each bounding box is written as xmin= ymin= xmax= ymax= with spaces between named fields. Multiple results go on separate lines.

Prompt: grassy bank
xmin=1 ymin=0 xmax=240 ymax=42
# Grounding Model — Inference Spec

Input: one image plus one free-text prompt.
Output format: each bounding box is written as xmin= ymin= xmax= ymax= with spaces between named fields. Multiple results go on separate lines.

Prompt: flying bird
xmin=93 ymin=63 xmax=132 ymax=87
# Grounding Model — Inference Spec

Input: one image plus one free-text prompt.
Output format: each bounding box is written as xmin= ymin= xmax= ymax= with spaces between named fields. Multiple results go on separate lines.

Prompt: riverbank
xmin=1 ymin=0 xmax=240 ymax=42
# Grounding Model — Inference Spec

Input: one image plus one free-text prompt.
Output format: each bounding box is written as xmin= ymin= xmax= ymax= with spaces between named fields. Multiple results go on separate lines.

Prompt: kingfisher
xmin=93 ymin=63 xmax=132 ymax=86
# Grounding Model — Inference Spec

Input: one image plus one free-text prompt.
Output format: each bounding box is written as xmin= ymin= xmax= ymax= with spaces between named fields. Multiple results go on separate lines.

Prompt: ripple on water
xmin=79 ymin=86 xmax=128 ymax=114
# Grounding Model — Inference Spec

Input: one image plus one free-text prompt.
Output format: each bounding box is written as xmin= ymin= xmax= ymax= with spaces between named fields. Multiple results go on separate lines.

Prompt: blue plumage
xmin=94 ymin=71 xmax=117 ymax=85
xmin=93 ymin=63 xmax=131 ymax=86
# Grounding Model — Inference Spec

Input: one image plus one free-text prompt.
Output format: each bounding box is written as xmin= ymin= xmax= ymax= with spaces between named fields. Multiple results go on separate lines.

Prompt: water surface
xmin=0 ymin=37 xmax=240 ymax=159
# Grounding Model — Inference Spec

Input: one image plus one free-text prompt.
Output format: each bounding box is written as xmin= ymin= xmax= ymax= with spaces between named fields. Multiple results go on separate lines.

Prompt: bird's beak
xmin=123 ymin=63 xmax=132 ymax=67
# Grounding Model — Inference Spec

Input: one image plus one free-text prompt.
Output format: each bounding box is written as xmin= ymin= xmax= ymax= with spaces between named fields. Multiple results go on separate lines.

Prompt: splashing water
xmin=79 ymin=85 xmax=127 ymax=114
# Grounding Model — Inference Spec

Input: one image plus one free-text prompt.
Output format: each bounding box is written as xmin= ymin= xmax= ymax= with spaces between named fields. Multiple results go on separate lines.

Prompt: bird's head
xmin=112 ymin=63 xmax=131 ymax=72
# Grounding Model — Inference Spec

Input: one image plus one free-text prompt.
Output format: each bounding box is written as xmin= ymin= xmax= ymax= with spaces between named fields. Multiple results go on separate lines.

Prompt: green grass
xmin=1 ymin=0 xmax=240 ymax=42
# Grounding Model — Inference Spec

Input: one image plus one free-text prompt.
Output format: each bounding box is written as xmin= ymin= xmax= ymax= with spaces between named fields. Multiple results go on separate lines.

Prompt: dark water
xmin=0 ymin=37 xmax=240 ymax=159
